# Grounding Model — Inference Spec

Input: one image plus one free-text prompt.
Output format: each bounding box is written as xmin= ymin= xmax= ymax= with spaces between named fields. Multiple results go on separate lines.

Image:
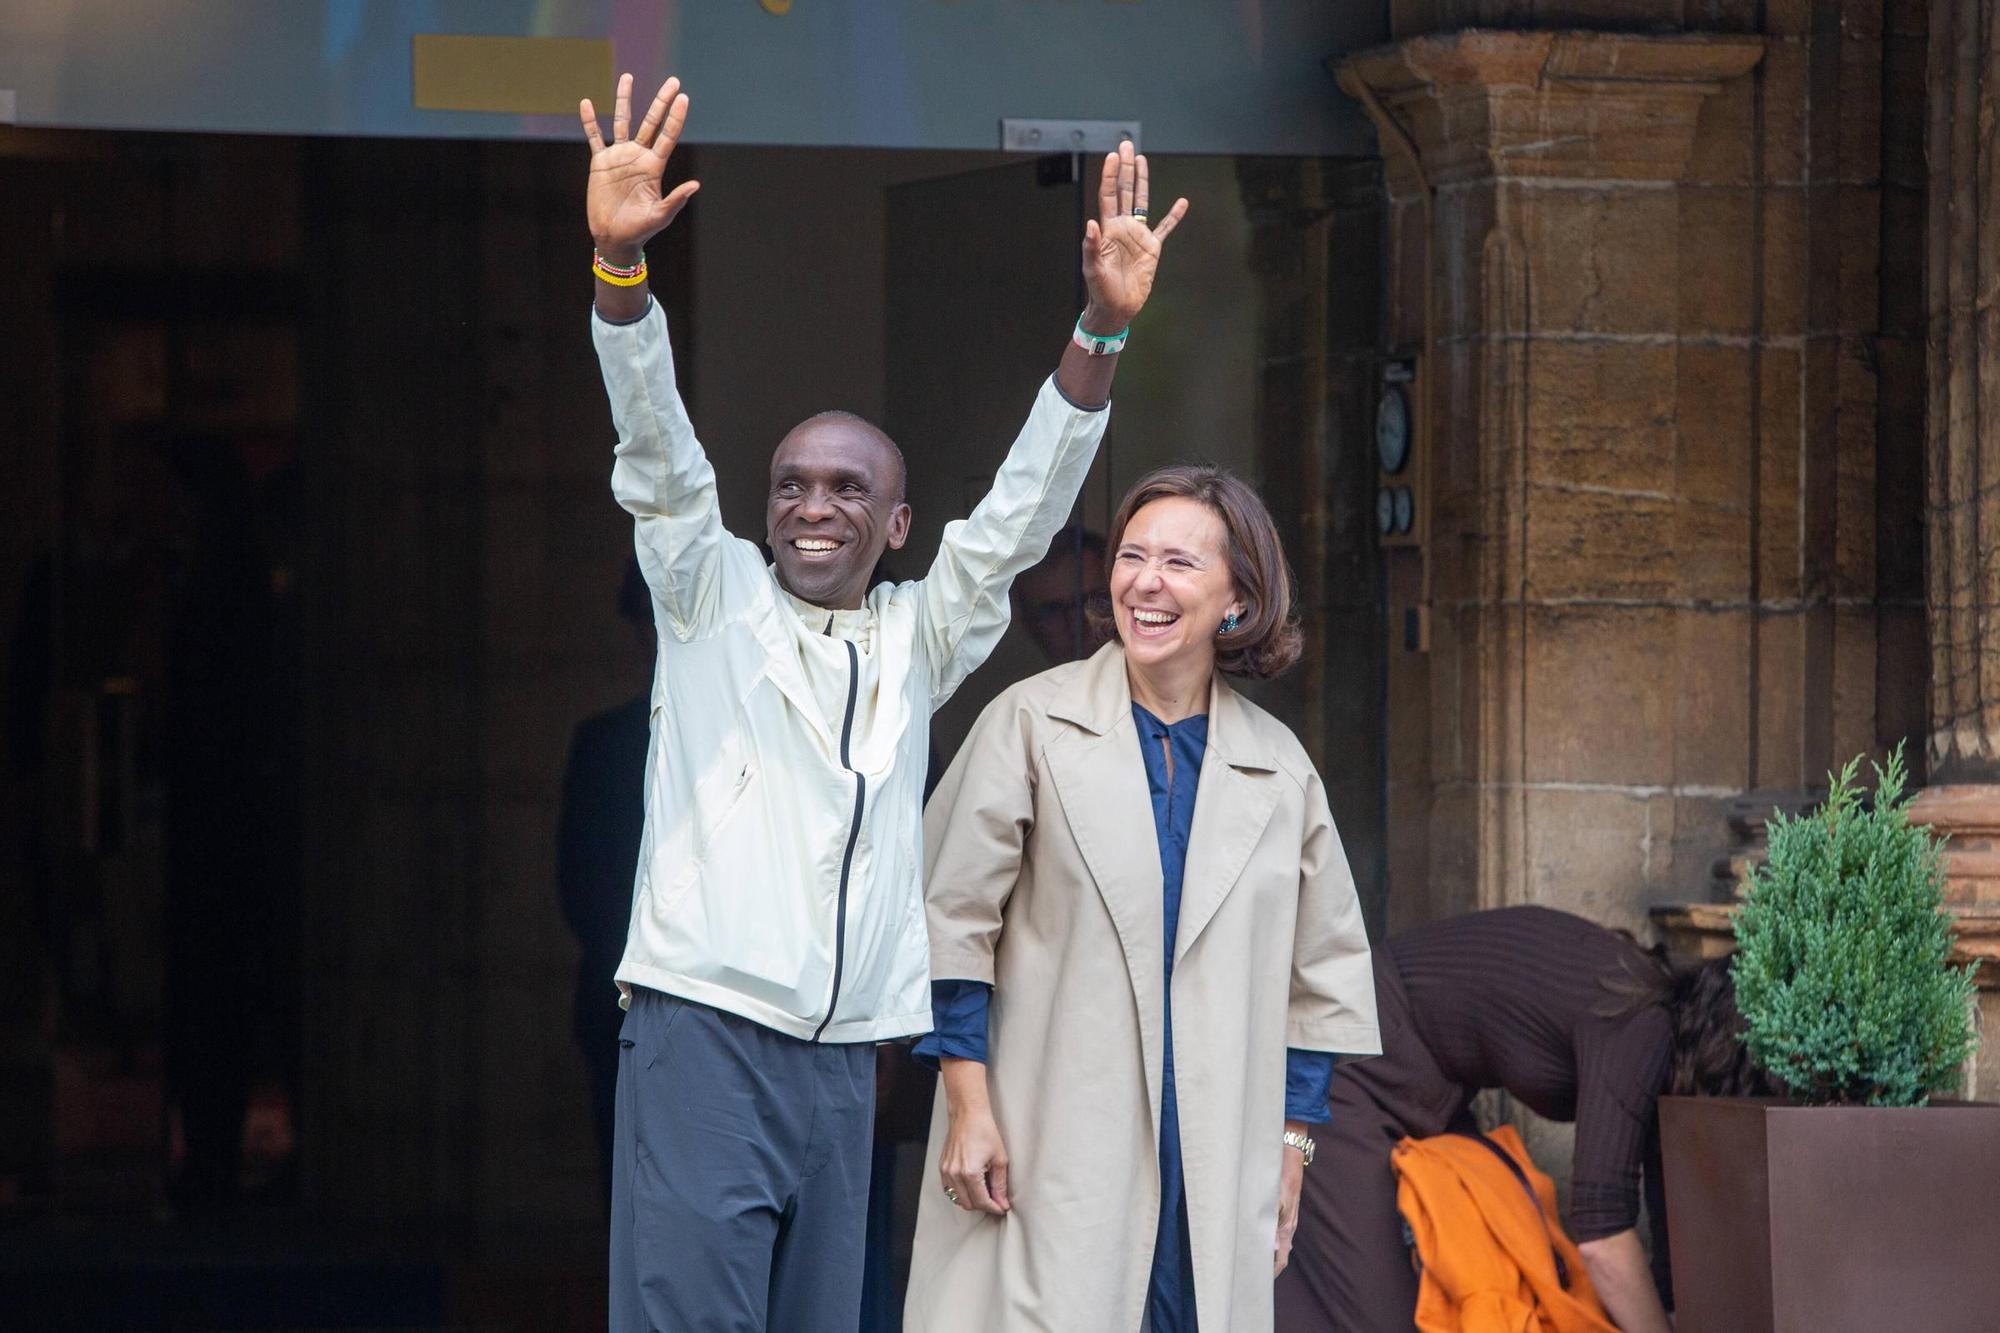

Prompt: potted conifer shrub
xmin=1659 ymin=748 xmax=1999 ymax=1332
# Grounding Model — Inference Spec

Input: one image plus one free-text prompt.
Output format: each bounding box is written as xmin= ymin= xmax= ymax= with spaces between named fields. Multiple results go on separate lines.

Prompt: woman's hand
xmin=938 ymin=1057 xmax=1011 ymax=1215
xmin=1275 ymin=1121 xmax=1308 ymax=1276
xmin=1576 ymin=1229 xmax=1675 ymax=1333
xmin=1078 ymin=141 xmax=1188 ymax=334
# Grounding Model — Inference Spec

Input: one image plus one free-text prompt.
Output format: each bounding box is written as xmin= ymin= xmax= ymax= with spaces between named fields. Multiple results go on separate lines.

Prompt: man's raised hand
xmin=1079 ymin=141 xmax=1188 ymax=333
xmin=581 ymin=74 xmax=700 ymax=262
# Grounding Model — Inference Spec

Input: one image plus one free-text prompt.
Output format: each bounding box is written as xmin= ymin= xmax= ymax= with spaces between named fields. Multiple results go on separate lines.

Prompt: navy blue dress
xmin=918 ymin=703 xmax=1336 ymax=1332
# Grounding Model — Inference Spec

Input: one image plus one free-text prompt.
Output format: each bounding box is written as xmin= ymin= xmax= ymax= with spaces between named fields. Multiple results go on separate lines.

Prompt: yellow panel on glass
xmin=411 ymin=35 xmax=612 ymax=115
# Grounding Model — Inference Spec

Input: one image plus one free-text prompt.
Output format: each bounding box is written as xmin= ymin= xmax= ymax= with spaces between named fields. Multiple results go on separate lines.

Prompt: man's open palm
xmin=1082 ymin=141 xmax=1188 ymax=327
xmin=581 ymin=74 xmax=700 ymax=256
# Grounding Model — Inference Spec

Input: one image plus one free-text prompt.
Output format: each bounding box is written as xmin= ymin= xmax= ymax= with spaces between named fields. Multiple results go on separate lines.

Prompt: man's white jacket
xmin=594 ymin=302 xmax=1107 ymax=1042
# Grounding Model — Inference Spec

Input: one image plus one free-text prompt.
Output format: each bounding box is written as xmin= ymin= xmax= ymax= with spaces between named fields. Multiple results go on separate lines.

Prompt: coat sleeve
xmin=1288 ymin=767 xmax=1382 ymax=1054
xmin=922 ymin=690 xmax=1038 ymax=985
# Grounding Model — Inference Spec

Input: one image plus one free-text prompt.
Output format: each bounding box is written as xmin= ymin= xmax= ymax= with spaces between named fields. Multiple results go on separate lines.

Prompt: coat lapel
xmin=1044 ymin=644 xmax=1168 ymax=1121
xmin=1041 ymin=649 xmax=1287 ymax=1115
xmin=1173 ymin=677 xmax=1281 ymax=969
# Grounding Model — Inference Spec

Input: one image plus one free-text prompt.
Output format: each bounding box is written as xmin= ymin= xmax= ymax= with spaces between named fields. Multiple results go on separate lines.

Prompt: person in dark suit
xmin=161 ymin=434 xmax=290 ymax=1214
xmin=557 ymin=558 xmax=654 ymax=1207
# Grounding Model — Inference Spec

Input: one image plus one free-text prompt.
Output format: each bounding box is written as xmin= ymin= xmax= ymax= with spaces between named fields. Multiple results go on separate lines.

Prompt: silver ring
xmin=1131 ymin=208 xmax=1149 ymax=222
xmin=945 ymin=1186 xmax=960 ymax=1204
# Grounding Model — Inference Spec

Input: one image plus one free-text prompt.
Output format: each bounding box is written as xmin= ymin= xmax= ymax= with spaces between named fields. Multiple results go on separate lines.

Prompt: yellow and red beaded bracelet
xmin=593 ymin=249 xmax=648 ymax=287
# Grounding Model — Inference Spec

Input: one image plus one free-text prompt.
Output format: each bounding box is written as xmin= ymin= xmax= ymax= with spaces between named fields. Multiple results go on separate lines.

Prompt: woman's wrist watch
xmin=1283 ymin=1129 xmax=1316 ymax=1166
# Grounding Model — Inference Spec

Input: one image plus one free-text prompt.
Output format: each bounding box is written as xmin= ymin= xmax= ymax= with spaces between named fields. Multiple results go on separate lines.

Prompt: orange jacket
xmin=1391 ymin=1126 xmax=1619 ymax=1333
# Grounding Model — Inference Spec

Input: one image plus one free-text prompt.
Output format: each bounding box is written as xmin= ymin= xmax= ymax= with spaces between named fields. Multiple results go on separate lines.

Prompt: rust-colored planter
xmin=1659 ymin=1097 xmax=2000 ymax=1332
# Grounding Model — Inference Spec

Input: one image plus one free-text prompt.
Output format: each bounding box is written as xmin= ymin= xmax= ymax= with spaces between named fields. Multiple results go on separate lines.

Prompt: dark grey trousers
xmin=610 ymin=987 xmax=876 ymax=1333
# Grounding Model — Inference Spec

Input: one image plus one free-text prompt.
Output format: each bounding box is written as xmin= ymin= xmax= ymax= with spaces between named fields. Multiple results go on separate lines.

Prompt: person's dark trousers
xmin=611 ymin=986 xmax=876 ymax=1332
xmin=1274 ymin=952 xmax=1472 ymax=1333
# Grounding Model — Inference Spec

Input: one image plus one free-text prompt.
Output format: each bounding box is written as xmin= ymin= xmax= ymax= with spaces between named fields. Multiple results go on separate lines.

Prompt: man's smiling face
xmin=765 ymin=414 xmax=912 ymax=610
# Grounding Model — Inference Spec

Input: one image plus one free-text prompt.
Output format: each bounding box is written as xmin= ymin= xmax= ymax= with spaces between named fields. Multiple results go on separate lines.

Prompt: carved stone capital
xmin=1653 ymin=782 xmax=2000 ymax=991
xmin=1335 ymin=30 xmax=1764 ymax=192
xmin=1649 ymin=901 xmax=2000 ymax=992
xmin=1911 ymin=784 xmax=2000 ymax=909
xmin=1708 ymin=791 xmax=1819 ymax=899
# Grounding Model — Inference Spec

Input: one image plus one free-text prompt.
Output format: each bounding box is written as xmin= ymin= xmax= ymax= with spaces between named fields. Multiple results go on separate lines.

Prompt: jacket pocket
xmin=689 ymin=733 xmax=755 ymax=859
xmin=651 ymin=732 xmax=754 ymax=918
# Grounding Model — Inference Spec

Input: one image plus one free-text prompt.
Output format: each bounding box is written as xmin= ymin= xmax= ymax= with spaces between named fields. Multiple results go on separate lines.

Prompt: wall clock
xmin=1376 ymin=384 xmax=1411 ymax=475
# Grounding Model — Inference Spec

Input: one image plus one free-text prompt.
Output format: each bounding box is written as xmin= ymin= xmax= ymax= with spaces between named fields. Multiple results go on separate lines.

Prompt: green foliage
xmin=1732 ymin=746 xmax=1979 ymax=1106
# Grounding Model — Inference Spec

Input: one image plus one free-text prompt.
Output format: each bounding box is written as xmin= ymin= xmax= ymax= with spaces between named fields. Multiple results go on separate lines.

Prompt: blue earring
xmin=1219 ymin=611 xmax=1241 ymax=635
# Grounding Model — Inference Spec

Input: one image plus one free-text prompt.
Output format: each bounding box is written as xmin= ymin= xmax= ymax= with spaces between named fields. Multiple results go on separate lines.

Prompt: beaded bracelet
xmin=593 ymin=249 xmax=648 ymax=286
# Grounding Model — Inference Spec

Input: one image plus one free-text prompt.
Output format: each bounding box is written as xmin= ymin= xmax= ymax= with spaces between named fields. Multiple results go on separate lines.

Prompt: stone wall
xmin=1349 ymin=4 xmax=1928 ymax=939
xmin=1236 ymin=158 xmax=1393 ymax=932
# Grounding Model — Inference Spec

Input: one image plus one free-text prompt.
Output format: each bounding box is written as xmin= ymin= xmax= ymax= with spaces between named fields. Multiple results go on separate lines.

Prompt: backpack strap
xmin=1449 ymin=1130 xmax=1571 ymax=1290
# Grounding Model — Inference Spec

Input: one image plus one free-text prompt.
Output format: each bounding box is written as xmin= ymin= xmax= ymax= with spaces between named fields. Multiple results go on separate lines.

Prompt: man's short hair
xmin=794 ymin=410 xmax=907 ymax=502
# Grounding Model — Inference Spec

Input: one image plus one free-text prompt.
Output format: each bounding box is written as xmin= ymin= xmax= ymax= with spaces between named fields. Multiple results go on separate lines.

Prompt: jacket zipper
xmin=813 ymin=636 xmax=864 ymax=1042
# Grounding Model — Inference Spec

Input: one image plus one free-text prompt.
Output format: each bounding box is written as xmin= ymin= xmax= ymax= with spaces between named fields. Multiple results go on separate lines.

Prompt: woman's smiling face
xmin=1109 ymin=496 xmax=1242 ymax=675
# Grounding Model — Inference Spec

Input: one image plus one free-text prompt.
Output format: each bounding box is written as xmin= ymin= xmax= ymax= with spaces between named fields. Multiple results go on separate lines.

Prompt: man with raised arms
xmin=579 ymin=74 xmax=1187 ymax=1331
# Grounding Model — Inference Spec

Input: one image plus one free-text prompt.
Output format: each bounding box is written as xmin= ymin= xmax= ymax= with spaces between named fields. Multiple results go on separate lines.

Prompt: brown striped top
xmin=1387 ymin=905 xmax=1672 ymax=1244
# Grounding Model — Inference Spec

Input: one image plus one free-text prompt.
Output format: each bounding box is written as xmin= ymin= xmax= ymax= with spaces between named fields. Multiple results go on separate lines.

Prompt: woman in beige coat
xmin=905 ymin=465 xmax=1381 ymax=1332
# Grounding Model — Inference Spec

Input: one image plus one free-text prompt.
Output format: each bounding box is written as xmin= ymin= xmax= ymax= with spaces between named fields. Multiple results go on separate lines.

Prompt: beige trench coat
xmin=904 ymin=643 xmax=1381 ymax=1332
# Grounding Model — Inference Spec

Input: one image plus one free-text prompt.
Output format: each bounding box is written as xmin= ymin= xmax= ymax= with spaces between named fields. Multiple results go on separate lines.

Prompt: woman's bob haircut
xmin=1091 ymin=463 xmax=1303 ymax=680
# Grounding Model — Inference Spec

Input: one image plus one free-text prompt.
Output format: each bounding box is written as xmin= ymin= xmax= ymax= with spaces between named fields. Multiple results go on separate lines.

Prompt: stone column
xmin=1912 ymin=0 xmax=2000 ymax=1098
xmin=1337 ymin=32 xmax=1764 ymax=935
xmin=1234 ymin=157 xmax=1391 ymax=933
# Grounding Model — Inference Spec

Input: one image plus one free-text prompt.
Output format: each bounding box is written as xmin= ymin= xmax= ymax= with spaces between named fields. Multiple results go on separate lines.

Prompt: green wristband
xmin=1073 ymin=317 xmax=1130 ymax=355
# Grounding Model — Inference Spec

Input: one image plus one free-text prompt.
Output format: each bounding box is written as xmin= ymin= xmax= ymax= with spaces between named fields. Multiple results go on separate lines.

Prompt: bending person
xmin=906 ymin=466 xmax=1381 ymax=1332
xmin=1275 ymin=904 xmax=1776 ymax=1333
xmin=580 ymin=74 xmax=1188 ymax=1333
